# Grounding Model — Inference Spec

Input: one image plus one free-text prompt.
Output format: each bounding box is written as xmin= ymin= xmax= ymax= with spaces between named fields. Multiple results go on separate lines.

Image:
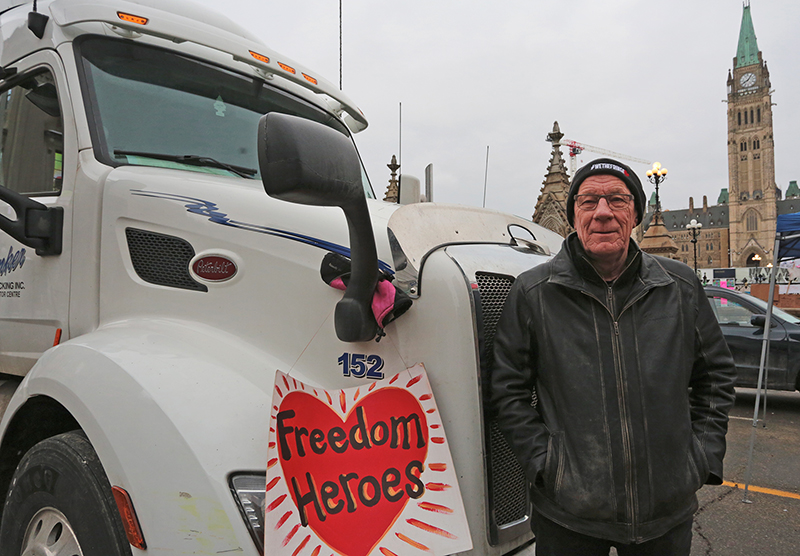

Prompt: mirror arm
xmin=336 ymin=197 xmax=379 ymax=342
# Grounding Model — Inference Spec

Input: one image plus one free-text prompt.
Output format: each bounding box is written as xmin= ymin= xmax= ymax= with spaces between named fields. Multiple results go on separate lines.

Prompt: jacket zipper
xmin=608 ymin=285 xmax=637 ymax=539
xmin=581 ymin=283 xmax=641 ymax=540
xmin=604 ymin=286 xmax=636 ymax=538
xmin=573 ymin=252 xmax=666 ymax=541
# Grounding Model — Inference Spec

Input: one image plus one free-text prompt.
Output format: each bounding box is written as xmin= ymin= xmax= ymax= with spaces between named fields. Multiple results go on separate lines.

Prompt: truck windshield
xmin=76 ymin=36 xmax=373 ymax=196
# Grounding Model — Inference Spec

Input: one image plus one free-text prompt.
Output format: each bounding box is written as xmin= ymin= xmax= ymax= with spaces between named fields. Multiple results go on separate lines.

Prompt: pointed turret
xmin=532 ymin=122 xmax=572 ymax=237
xmin=736 ymin=2 xmax=759 ymax=68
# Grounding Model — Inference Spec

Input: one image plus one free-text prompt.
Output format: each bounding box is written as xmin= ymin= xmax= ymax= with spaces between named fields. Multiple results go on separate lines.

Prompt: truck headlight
xmin=230 ymin=473 xmax=266 ymax=554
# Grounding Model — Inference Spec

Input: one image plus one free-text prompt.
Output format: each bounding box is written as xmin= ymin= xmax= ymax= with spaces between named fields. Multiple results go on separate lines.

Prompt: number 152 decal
xmin=337 ymin=353 xmax=384 ymax=379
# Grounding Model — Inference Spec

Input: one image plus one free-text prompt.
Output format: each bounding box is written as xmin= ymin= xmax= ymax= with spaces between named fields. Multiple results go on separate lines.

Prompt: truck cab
xmin=0 ymin=1 xmax=563 ymax=554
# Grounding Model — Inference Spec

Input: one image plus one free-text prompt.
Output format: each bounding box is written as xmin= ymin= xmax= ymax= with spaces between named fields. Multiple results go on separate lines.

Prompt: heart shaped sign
xmin=276 ymin=387 xmax=428 ymax=556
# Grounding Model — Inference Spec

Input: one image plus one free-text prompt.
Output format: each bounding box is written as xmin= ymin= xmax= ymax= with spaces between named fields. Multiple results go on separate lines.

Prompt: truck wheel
xmin=0 ymin=430 xmax=132 ymax=556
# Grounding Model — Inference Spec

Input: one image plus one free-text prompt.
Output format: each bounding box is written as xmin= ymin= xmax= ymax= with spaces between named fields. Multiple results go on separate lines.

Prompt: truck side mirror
xmin=0 ymin=187 xmax=62 ymax=256
xmin=258 ymin=112 xmax=378 ymax=342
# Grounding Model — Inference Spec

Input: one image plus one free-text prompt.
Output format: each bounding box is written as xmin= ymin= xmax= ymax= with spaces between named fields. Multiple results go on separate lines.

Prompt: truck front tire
xmin=0 ymin=431 xmax=132 ymax=556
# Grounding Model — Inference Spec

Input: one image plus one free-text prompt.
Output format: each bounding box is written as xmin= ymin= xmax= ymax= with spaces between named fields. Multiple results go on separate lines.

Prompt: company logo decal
xmin=265 ymin=365 xmax=471 ymax=556
xmin=130 ymin=190 xmax=393 ymax=275
xmin=192 ymin=255 xmax=237 ymax=282
xmin=0 ymin=247 xmax=26 ymax=298
xmin=0 ymin=246 xmax=25 ymax=276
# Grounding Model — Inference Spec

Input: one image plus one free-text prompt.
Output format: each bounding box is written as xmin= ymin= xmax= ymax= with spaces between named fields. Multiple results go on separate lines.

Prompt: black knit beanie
xmin=566 ymin=158 xmax=645 ymax=227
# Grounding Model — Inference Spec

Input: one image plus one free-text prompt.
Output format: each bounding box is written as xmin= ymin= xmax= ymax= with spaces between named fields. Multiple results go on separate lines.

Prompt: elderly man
xmin=491 ymin=158 xmax=735 ymax=555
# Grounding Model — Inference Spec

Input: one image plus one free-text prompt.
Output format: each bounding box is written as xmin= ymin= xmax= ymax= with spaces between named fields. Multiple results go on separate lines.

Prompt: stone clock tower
xmin=727 ymin=2 xmax=777 ymax=267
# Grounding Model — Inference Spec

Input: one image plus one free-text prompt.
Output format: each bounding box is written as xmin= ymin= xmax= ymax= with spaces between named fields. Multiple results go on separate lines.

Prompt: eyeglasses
xmin=574 ymin=194 xmax=634 ymax=211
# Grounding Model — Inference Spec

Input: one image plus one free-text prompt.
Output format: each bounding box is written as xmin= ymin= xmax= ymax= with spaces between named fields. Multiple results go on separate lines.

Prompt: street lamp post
xmin=687 ymin=218 xmax=702 ymax=274
xmin=646 ymin=162 xmax=668 ymax=217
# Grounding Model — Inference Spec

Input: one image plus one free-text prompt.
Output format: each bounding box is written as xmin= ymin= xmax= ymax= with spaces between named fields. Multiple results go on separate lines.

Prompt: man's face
xmin=573 ymin=175 xmax=637 ymax=262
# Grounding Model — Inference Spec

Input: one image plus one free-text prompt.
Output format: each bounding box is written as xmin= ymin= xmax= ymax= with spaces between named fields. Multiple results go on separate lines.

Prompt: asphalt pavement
xmin=690 ymin=388 xmax=800 ymax=556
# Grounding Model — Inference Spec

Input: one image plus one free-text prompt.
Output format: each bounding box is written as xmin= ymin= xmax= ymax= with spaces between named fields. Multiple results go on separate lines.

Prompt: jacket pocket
xmin=542 ymin=431 xmax=564 ymax=498
xmin=540 ymin=430 xmax=617 ymax=521
xmin=689 ymin=434 xmax=710 ymax=489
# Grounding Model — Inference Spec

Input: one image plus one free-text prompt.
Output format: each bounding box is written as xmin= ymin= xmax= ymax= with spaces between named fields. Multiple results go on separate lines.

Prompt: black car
xmin=704 ymin=285 xmax=800 ymax=391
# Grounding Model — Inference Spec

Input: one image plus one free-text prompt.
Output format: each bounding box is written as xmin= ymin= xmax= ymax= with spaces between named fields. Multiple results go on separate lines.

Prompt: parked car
xmin=704 ymin=285 xmax=800 ymax=391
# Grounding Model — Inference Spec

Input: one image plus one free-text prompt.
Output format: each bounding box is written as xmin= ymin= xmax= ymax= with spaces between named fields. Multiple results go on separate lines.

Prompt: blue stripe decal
xmin=130 ymin=190 xmax=394 ymax=275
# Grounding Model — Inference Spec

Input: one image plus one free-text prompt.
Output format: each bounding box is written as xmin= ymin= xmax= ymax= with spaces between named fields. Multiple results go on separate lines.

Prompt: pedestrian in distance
xmin=491 ymin=158 xmax=736 ymax=555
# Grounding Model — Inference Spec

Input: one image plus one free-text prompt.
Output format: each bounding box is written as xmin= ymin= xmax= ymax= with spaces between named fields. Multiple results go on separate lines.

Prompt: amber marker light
xmin=277 ymin=62 xmax=296 ymax=74
xmin=249 ymin=50 xmax=270 ymax=64
xmin=112 ymin=486 xmax=147 ymax=550
xmin=302 ymin=73 xmax=317 ymax=85
xmin=117 ymin=11 xmax=148 ymax=25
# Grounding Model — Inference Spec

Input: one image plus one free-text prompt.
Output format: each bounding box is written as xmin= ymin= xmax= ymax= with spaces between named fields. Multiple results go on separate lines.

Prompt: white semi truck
xmin=0 ymin=1 xmax=563 ymax=554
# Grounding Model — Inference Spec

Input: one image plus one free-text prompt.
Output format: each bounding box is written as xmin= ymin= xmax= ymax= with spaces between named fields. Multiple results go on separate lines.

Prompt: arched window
xmin=738 ymin=111 xmax=741 ymax=125
xmin=746 ymin=211 xmax=758 ymax=231
xmin=750 ymin=109 xmax=754 ymax=123
xmin=757 ymin=107 xmax=761 ymax=123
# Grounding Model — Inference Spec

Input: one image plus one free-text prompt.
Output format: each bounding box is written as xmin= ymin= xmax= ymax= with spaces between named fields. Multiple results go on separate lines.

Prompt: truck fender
xmin=0 ymin=320 xmax=281 ymax=554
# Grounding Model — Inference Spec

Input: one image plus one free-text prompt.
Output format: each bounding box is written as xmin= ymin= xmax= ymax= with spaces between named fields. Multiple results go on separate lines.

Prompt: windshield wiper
xmin=113 ymin=150 xmax=257 ymax=179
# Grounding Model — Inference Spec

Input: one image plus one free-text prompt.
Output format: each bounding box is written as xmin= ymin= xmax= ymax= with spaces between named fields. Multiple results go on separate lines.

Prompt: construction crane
xmin=557 ymin=138 xmax=652 ymax=176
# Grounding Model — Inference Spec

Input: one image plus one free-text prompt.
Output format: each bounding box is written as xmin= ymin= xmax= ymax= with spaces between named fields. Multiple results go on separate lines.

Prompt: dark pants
xmin=533 ymin=512 xmax=693 ymax=556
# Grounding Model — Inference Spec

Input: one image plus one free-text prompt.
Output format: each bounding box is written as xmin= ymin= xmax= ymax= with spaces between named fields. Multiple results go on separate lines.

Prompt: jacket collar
xmin=549 ymin=233 xmax=674 ymax=292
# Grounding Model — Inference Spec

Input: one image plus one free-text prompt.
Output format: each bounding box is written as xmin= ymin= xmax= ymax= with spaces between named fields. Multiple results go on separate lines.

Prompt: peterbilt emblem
xmin=191 ymin=255 xmax=237 ymax=282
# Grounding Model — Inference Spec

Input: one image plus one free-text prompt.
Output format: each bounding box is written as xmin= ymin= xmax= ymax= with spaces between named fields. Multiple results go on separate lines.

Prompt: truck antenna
xmin=482 ymin=145 xmax=490 ymax=208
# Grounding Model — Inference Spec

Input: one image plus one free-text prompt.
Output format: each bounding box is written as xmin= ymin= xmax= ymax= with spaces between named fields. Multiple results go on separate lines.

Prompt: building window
xmin=740 ymin=142 xmax=747 ymax=152
xmin=757 ymin=107 xmax=761 ymax=123
xmin=746 ymin=212 xmax=758 ymax=231
xmin=744 ymin=111 xmax=748 ymax=124
xmin=750 ymin=109 xmax=754 ymax=123
xmin=738 ymin=111 xmax=742 ymax=126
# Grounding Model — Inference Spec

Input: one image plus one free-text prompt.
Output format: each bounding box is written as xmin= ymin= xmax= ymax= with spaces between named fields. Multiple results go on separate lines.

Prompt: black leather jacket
xmin=491 ymin=234 xmax=735 ymax=543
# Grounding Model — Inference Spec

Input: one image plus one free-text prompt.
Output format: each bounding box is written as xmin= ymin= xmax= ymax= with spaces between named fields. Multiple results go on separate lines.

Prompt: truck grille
xmin=475 ymin=272 xmax=531 ymax=543
xmin=126 ymin=228 xmax=208 ymax=292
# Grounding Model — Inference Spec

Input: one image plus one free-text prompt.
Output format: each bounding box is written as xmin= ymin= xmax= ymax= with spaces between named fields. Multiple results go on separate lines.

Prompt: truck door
xmin=0 ymin=51 xmax=74 ymax=375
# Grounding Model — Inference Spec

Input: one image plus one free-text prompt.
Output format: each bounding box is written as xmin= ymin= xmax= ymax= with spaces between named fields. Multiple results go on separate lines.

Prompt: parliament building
xmin=532 ymin=2 xmax=799 ymax=269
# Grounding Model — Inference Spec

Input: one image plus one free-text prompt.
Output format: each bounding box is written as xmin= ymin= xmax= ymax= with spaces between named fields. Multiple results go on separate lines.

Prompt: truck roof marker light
xmin=116 ymin=12 xmax=148 ymax=26
xmin=111 ymin=486 xmax=147 ymax=550
xmin=53 ymin=328 xmax=62 ymax=346
xmin=249 ymin=50 xmax=270 ymax=64
xmin=302 ymin=73 xmax=318 ymax=85
xmin=278 ymin=62 xmax=296 ymax=74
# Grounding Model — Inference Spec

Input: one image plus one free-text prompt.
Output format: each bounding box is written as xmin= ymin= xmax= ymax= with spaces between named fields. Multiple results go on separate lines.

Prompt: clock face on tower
xmin=740 ymin=72 xmax=757 ymax=88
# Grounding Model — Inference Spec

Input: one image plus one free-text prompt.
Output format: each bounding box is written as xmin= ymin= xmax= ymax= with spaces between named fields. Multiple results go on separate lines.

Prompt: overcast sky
xmin=194 ymin=0 xmax=800 ymax=219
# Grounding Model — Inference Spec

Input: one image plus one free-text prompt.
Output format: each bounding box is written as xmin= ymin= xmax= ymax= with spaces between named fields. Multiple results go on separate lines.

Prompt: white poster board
xmin=264 ymin=364 xmax=472 ymax=556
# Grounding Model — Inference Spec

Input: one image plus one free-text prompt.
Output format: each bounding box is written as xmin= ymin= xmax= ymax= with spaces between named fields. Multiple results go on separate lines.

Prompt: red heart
xmin=276 ymin=387 xmax=428 ymax=556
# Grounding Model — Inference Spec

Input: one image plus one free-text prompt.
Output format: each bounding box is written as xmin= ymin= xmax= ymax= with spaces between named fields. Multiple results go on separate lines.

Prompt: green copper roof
xmin=787 ymin=180 xmax=800 ymax=198
xmin=736 ymin=4 xmax=759 ymax=68
xmin=718 ymin=188 xmax=729 ymax=204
